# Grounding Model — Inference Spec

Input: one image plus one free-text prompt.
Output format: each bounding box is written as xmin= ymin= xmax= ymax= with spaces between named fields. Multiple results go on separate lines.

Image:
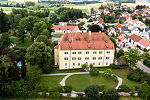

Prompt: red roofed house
xmin=52 ymin=22 xmax=80 ymax=34
xmin=116 ymin=35 xmax=129 ymax=48
xmin=54 ymin=32 xmax=115 ymax=69
xmin=98 ymin=18 xmax=104 ymax=24
xmin=129 ymin=34 xmax=150 ymax=50
xmin=133 ymin=19 xmax=144 ymax=27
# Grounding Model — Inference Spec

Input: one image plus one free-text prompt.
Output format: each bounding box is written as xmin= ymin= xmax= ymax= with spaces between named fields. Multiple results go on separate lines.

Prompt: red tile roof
xmin=135 ymin=11 xmax=144 ymax=14
xmin=98 ymin=18 xmax=104 ymax=23
xmin=57 ymin=32 xmax=114 ymax=50
xmin=129 ymin=34 xmax=142 ymax=42
xmin=117 ymin=36 xmax=126 ymax=44
xmin=99 ymin=9 xmax=104 ymax=12
xmin=115 ymin=23 xmax=121 ymax=29
xmin=52 ymin=25 xmax=79 ymax=32
xmin=54 ymin=45 xmax=58 ymax=49
xmin=138 ymin=39 xmax=150 ymax=47
xmin=133 ymin=19 xmax=139 ymax=23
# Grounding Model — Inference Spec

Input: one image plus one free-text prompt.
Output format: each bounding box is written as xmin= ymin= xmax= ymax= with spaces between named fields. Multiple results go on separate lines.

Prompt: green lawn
xmin=40 ymin=75 xmax=65 ymax=89
xmin=53 ymin=34 xmax=63 ymax=38
xmin=98 ymin=67 xmax=141 ymax=88
xmin=66 ymin=74 xmax=118 ymax=92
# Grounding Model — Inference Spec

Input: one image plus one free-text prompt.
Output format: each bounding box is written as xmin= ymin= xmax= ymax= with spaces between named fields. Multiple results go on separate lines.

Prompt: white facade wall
xmin=57 ymin=49 xmax=114 ymax=70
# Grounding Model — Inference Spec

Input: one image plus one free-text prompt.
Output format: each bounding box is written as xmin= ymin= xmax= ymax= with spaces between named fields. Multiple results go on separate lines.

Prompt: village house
xmin=52 ymin=22 xmax=80 ymax=34
xmin=131 ymin=27 xmax=140 ymax=35
xmin=107 ymin=27 xmax=116 ymax=36
xmin=116 ymin=35 xmax=129 ymax=48
xmin=54 ymin=32 xmax=115 ymax=69
xmin=129 ymin=34 xmax=150 ymax=50
xmin=121 ymin=26 xmax=129 ymax=34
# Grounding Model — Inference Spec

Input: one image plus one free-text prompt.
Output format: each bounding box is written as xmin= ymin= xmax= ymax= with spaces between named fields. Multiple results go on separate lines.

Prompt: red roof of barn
xmin=138 ymin=39 xmax=150 ymax=47
xmin=57 ymin=32 xmax=115 ymax=50
xmin=52 ymin=25 xmax=79 ymax=32
xmin=129 ymin=34 xmax=142 ymax=42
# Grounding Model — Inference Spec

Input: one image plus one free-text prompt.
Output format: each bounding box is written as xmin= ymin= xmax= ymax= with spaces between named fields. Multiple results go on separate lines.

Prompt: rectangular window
xmin=106 ymin=62 xmax=108 ymax=65
xmin=72 ymin=57 xmax=76 ymax=60
xmin=78 ymin=52 xmax=82 ymax=54
xmin=99 ymin=51 xmax=103 ymax=54
xmin=93 ymin=51 xmax=97 ymax=54
xmin=72 ymin=52 xmax=76 ymax=54
xmin=73 ymin=63 xmax=75 ymax=66
xmin=98 ymin=57 xmax=102 ymax=60
xmin=107 ymin=51 xmax=110 ymax=54
xmin=98 ymin=62 xmax=101 ymax=65
xmin=93 ymin=57 xmax=96 ymax=60
xmin=78 ymin=63 xmax=80 ymax=66
xmin=78 ymin=57 xmax=81 ymax=60
xmin=65 ymin=63 xmax=67 ymax=66
xmin=86 ymin=51 xmax=89 ymax=54
xmin=93 ymin=62 xmax=95 ymax=65
xmin=85 ymin=57 xmax=89 ymax=60
xmin=64 ymin=52 xmax=68 ymax=54
xmin=106 ymin=57 xmax=109 ymax=59
xmin=64 ymin=57 xmax=68 ymax=60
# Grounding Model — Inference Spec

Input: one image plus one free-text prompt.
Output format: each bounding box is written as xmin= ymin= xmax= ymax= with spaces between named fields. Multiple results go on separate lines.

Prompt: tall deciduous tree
xmin=19 ymin=16 xmax=39 ymax=41
xmin=0 ymin=9 xmax=8 ymax=34
xmin=120 ymin=48 xmax=142 ymax=68
xmin=138 ymin=82 xmax=150 ymax=100
xmin=49 ymin=13 xmax=58 ymax=23
xmin=33 ymin=21 xmax=47 ymax=38
xmin=26 ymin=65 xmax=42 ymax=88
xmin=84 ymin=85 xmax=100 ymax=100
xmin=0 ymin=32 xmax=11 ymax=48
xmin=36 ymin=35 xmax=51 ymax=46
xmin=0 ymin=55 xmax=14 ymax=97
xmin=25 ymin=42 xmax=53 ymax=73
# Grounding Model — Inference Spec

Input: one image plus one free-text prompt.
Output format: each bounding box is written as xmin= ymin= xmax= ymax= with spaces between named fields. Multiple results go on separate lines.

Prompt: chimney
xmin=89 ymin=31 xmax=91 ymax=36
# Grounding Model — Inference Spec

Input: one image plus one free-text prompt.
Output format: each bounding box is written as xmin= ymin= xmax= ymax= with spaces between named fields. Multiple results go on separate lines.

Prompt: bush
xmin=127 ymin=70 xmax=141 ymax=82
xmin=119 ymin=85 xmax=131 ymax=92
xmin=96 ymin=85 xmax=105 ymax=92
xmin=110 ymin=64 xmax=120 ymax=69
xmin=77 ymin=93 xmax=84 ymax=100
xmin=90 ymin=67 xmax=99 ymax=76
xmin=41 ymin=91 xmax=47 ymax=98
xmin=84 ymin=85 xmax=100 ymax=100
xmin=64 ymin=86 xmax=72 ymax=93
xmin=100 ymin=88 xmax=119 ymax=100
xmin=53 ymin=85 xmax=64 ymax=93
xmin=81 ymin=64 xmax=87 ymax=71
xmin=138 ymin=82 xmax=150 ymax=100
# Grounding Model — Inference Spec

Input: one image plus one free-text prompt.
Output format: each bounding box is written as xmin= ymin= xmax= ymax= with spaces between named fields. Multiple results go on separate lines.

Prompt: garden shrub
xmin=96 ymin=85 xmax=105 ymax=92
xmin=64 ymin=86 xmax=72 ymax=93
xmin=110 ymin=64 xmax=120 ymax=69
xmin=100 ymin=88 xmax=119 ymax=100
xmin=90 ymin=67 xmax=99 ymax=76
xmin=119 ymin=85 xmax=131 ymax=92
xmin=81 ymin=64 xmax=87 ymax=71
xmin=41 ymin=91 xmax=47 ymax=98
xmin=127 ymin=70 xmax=141 ymax=82
xmin=77 ymin=93 xmax=84 ymax=100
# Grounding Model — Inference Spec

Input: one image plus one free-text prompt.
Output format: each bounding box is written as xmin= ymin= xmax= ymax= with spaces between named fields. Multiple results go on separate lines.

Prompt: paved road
xmin=137 ymin=61 xmax=150 ymax=73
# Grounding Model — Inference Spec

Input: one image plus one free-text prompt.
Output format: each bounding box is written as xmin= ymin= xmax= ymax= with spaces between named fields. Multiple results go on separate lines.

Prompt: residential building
xmin=52 ymin=22 xmax=80 ymax=34
xmin=131 ymin=27 xmax=140 ymax=35
xmin=54 ymin=32 xmax=115 ymax=69
xmin=129 ymin=34 xmax=150 ymax=50
xmin=116 ymin=35 xmax=129 ymax=48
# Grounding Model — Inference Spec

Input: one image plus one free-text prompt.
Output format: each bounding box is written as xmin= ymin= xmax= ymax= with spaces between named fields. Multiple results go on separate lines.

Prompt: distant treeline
xmin=0 ymin=2 xmax=25 ymax=8
xmin=39 ymin=1 xmax=100 ymax=4
xmin=110 ymin=0 xmax=135 ymax=3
